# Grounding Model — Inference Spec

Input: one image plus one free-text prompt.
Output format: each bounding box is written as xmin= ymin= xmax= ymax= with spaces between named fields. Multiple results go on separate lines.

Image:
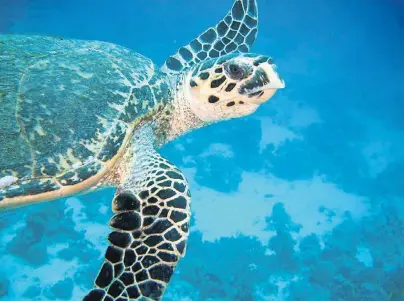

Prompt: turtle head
xmin=184 ymin=53 xmax=285 ymax=122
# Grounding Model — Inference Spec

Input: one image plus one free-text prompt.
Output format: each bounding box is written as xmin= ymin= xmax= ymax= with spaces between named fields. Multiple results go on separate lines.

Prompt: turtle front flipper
xmin=161 ymin=0 xmax=259 ymax=74
xmin=83 ymin=127 xmax=190 ymax=301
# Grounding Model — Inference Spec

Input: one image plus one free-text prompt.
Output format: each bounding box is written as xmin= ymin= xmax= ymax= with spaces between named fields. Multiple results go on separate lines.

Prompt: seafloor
xmin=0 ymin=0 xmax=403 ymax=300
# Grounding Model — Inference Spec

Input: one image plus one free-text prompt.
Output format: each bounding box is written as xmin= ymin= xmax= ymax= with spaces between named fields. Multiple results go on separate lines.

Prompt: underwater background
xmin=1 ymin=0 xmax=403 ymax=300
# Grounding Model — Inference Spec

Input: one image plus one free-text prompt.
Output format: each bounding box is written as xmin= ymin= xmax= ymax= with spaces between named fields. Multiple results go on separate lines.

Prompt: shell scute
xmin=0 ymin=35 xmax=165 ymax=203
xmin=56 ymin=161 xmax=103 ymax=186
xmin=97 ymin=122 xmax=128 ymax=162
xmin=0 ymin=178 xmax=60 ymax=200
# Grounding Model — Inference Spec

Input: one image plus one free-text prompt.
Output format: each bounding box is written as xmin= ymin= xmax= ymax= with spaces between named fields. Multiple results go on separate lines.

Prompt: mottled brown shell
xmin=0 ymin=35 xmax=170 ymax=207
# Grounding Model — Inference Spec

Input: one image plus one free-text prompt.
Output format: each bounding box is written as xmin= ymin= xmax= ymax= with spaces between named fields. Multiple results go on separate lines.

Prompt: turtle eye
xmin=226 ymin=63 xmax=246 ymax=80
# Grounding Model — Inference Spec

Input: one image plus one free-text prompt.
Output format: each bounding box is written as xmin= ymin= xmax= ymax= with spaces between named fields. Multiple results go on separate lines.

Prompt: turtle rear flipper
xmin=84 ymin=126 xmax=190 ymax=301
xmin=161 ymin=0 xmax=259 ymax=74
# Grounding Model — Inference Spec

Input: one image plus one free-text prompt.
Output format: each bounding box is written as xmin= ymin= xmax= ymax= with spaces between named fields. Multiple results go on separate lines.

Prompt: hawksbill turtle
xmin=0 ymin=0 xmax=285 ymax=300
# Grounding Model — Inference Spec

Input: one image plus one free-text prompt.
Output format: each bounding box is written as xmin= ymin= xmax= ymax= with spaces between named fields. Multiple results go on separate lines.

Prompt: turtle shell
xmin=0 ymin=35 xmax=169 ymax=206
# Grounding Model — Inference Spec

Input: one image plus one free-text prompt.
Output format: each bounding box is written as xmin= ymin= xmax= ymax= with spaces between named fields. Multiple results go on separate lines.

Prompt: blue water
xmin=1 ymin=0 xmax=403 ymax=300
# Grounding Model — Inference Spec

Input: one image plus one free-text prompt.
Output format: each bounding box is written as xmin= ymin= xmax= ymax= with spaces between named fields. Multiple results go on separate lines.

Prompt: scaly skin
xmin=0 ymin=0 xmax=286 ymax=300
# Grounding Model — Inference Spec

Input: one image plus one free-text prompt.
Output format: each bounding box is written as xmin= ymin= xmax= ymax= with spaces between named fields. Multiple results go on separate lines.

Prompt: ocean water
xmin=0 ymin=0 xmax=403 ymax=300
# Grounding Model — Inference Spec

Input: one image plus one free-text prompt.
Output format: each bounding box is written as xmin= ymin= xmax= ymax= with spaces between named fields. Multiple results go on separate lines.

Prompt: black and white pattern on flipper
xmin=83 ymin=127 xmax=190 ymax=301
xmin=161 ymin=0 xmax=258 ymax=74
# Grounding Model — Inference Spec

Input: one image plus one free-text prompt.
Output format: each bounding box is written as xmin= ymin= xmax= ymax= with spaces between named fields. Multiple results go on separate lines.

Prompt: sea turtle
xmin=0 ymin=0 xmax=284 ymax=300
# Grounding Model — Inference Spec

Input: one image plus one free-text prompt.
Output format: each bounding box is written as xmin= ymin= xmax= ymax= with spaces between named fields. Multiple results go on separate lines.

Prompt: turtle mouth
xmin=248 ymin=90 xmax=265 ymax=98
xmin=239 ymin=63 xmax=285 ymax=99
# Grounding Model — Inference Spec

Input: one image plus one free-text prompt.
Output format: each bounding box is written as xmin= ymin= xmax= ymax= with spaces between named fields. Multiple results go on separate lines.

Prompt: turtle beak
xmin=239 ymin=61 xmax=285 ymax=104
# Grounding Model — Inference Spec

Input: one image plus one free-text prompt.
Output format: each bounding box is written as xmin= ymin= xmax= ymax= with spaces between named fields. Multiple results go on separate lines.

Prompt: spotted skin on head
xmin=84 ymin=127 xmax=190 ymax=301
xmin=184 ymin=53 xmax=284 ymax=122
xmin=161 ymin=0 xmax=258 ymax=74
